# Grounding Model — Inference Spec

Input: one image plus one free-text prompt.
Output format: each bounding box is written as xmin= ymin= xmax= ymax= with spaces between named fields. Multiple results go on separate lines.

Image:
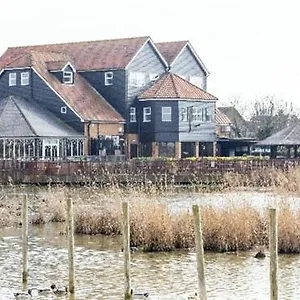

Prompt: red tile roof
xmin=31 ymin=51 xmax=124 ymax=123
xmin=215 ymin=108 xmax=232 ymax=125
xmin=0 ymin=36 xmax=150 ymax=71
xmin=46 ymin=61 xmax=71 ymax=71
xmin=139 ymin=72 xmax=217 ymax=101
xmin=156 ymin=41 xmax=187 ymax=65
xmin=2 ymin=51 xmax=124 ymax=123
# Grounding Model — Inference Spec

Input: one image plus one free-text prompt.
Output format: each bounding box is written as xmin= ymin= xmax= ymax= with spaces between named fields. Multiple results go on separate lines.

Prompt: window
xmin=221 ymin=125 xmax=231 ymax=132
xmin=180 ymin=108 xmax=187 ymax=121
xmin=204 ymin=107 xmax=213 ymax=122
xmin=63 ymin=71 xmax=73 ymax=84
xmin=9 ymin=73 xmax=16 ymax=86
xmin=130 ymin=107 xmax=136 ymax=122
xmin=162 ymin=107 xmax=172 ymax=122
xmin=61 ymin=106 xmax=67 ymax=114
xmin=129 ymin=72 xmax=145 ymax=87
xmin=143 ymin=107 xmax=151 ymax=122
xmin=189 ymin=76 xmax=204 ymax=89
xmin=149 ymin=73 xmax=159 ymax=81
xmin=21 ymin=72 xmax=30 ymax=86
xmin=105 ymin=72 xmax=113 ymax=86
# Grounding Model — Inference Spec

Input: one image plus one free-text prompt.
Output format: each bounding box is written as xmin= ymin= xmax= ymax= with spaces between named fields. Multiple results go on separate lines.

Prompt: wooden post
xmin=192 ymin=205 xmax=207 ymax=300
xmin=22 ymin=194 xmax=28 ymax=286
xmin=122 ymin=202 xmax=132 ymax=300
xmin=67 ymin=195 xmax=75 ymax=294
xmin=269 ymin=208 xmax=278 ymax=300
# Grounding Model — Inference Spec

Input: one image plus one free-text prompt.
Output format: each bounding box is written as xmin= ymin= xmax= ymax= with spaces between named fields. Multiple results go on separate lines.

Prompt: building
xmin=0 ymin=36 xmax=218 ymax=159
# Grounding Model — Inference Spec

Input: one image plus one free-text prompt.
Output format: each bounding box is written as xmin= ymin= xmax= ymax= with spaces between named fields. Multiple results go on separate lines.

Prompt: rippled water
xmin=1 ymin=190 xmax=300 ymax=299
xmin=1 ymin=221 xmax=300 ymax=300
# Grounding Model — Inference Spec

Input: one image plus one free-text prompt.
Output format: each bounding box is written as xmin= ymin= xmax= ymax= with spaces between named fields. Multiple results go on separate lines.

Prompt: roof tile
xmin=0 ymin=37 xmax=150 ymax=71
xmin=139 ymin=72 xmax=217 ymax=101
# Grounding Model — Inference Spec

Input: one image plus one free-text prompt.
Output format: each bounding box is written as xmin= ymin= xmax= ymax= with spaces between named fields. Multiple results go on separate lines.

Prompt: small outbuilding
xmin=256 ymin=123 xmax=300 ymax=158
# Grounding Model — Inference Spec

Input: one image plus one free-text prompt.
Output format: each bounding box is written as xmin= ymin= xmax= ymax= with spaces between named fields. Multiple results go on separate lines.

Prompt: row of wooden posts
xmin=21 ymin=195 xmax=278 ymax=300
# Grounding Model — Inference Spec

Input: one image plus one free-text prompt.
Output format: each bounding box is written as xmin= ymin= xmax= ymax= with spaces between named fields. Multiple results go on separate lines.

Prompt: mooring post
xmin=269 ymin=208 xmax=278 ymax=300
xmin=67 ymin=195 xmax=75 ymax=294
xmin=122 ymin=202 xmax=132 ymax=300
xmin=192 ymin=205 xmax=207 ymax=300
xmin=22 ymin=194 xmax=28 ymax=286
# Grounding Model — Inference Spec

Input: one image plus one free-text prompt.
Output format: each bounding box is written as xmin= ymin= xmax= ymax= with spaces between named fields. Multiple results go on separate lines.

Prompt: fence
xmin=1 ymin=158 xmax=300 ymax=184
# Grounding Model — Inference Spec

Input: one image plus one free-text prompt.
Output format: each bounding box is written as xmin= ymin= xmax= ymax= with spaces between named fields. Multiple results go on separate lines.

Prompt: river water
xmin=1 ymin=190 xmax=300 ymax=299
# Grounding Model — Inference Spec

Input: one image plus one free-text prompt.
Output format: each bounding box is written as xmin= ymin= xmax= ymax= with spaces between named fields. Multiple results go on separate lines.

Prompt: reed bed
xmin=2 ymin=167 xmax=300 ymax=253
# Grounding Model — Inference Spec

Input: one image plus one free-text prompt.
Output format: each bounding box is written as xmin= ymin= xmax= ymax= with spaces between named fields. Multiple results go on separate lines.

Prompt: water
xmin=1 ymin=189 xmax=300 ymax=299
xmin=1 ymin=222 xmax=300 ymax=300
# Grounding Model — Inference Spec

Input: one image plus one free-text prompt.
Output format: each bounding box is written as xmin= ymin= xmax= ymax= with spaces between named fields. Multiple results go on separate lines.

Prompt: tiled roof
xmin=0 ymin=96 xmax=82 ymax=137
xmin=46 ymin=61 xmax=71 ymax=71
xmin=215 ymin=108 xmax=232 ymax=125
xmin=0 ymin=36 xmax=150 ymax=71
xmin=156 ymin=41 xmax=187 ymax=65
xmin=139 ymin=72 xmax=217 ymax=101
xmin=30 ymin=51 xmax=124 ymax=122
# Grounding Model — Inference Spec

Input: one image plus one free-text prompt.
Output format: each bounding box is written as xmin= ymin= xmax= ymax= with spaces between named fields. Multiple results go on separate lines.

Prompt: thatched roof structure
xmin=256 ymin=124 xmax=300 ymax=146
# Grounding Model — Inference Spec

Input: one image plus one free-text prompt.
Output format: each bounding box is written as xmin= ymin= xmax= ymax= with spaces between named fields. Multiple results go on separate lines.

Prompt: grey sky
xmin=2 ymin=0 xmax=300 ymax=110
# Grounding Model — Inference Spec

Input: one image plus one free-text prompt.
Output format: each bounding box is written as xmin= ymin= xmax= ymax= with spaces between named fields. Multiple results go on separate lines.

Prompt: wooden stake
xmin=269 ymin=208 xmax=278 ymax=300
xmin=122 ymin=202 xmax=132 ymax=300
xmin=192 ymin=205 xmax=207 ymax=300
xmin=22 ymin=194 xmax=28 ymax=285
xmin=67 ymin=195 xmax=75 ymax=294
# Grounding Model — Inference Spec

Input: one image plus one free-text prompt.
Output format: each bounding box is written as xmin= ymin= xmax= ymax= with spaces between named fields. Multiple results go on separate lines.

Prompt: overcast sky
xmin=2 ymin=0 xmax=300 ymax=111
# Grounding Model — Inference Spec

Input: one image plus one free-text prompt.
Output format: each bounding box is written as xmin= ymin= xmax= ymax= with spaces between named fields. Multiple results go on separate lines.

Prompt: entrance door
xmin=130 ymin=144 xmax=138 ymax=158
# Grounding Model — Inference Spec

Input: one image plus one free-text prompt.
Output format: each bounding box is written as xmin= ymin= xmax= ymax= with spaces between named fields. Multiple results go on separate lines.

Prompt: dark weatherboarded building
xmin=138 ymin=72 xmax=217 ymax=158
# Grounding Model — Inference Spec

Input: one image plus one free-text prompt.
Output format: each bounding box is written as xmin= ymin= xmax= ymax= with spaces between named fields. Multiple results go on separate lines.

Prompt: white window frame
xmin=143 ymin=107 xmax=151 ymax=123
xmin=61 ymin=106 xmax=67 ymax=114
xmin=63 ymin=71 xmax=73 ymax=84
xmin=129 ymin=72 xmax=145 ymax=87
xmin=129 ymin=107 xmax=136 ymax=122
xmin=162 ymin=107 xmax=172 ymax=122
xmin=105 ymin=72 xmax=114 ymax=86
xmin=189 ymin=76 xmax=204 ymax=88
xmin=21 ymin=72 xmax=30 ymax=86
xmin=149 ymin=73 xmax=159 ymax=81
xmin=9 ymin=72 xmax=17 ymax=86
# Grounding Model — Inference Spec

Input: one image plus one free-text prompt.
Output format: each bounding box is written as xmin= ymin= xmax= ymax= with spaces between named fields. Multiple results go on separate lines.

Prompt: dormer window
xmin=9 ymin=73 xmax=17 ymax=86
xmin=105 ymin=72 xmax=113 ymax=86
xmin=21 ymin=72 xmax=30 ymax=86
xmin=63 ymin=71 xmax=73 ymax=84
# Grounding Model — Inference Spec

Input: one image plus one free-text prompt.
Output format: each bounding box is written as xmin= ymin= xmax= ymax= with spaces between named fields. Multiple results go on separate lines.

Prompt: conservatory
xmin=0 ymin=96 xmax=84 ymax=159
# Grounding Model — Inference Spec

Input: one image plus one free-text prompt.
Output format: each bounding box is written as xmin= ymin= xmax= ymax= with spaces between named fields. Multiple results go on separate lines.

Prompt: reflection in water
xmin=1 ymin=223 xmax=300 ymax=300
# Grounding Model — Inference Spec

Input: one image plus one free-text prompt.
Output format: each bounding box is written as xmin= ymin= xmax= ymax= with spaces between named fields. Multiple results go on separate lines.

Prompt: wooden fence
xmin=1 ymin=158 xmax=300 ymax=184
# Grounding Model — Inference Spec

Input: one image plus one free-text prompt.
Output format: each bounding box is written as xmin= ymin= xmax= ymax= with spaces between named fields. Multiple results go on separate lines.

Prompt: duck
xmin=13 ymin=289 xmax=32 ymax=299
xmin=254 ymin=249 xmax=266 ymax=259
xmin=188 ymin=292 xmax=199 ymax=300
xmin=130 ymin=288 xmax=149 ymax=299
xmin=50 ymin=284 xmax=68 ymax=295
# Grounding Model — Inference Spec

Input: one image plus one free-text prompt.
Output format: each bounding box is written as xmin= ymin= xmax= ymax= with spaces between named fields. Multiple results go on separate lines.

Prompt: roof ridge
xmin=156 ymin=40 xmax=188 ymax=45
xmin=170 ymin=73 xmax=180 ymax=98
xmin=8 ymin=36 xmax=150 ymax=50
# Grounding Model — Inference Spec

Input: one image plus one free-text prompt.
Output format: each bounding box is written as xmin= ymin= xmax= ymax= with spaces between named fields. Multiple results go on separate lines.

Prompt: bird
xmin=130 ymin=289 xmax=149 ymax=299
xmin=188 ymin=292 xmax=199 ymax=300
xmin=13 ymin=289 xmax=32 ymax=299
xmin=50 ymin=284 xmax=68 ymax=295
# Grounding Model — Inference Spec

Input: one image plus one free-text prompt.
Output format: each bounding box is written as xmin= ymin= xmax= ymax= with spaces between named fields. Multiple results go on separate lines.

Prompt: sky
xmin=2 ymin=0 xmax=300 ymax=113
